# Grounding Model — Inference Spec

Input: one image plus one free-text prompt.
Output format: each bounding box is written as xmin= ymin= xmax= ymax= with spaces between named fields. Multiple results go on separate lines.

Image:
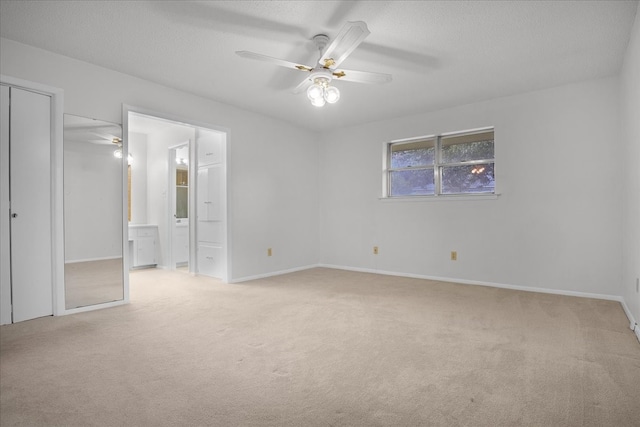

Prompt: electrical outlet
xmin=451 ymin=251 xmax=457 ymax=261
xmin=267 ymin=248 xmax=272 ymax=257
xmin=373 ymin=246 xmax=379 ymax=255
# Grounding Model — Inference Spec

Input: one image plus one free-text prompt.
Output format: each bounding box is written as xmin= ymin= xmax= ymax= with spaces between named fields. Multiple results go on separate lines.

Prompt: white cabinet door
xmin=136 ymin=235 xmax=156 ymax=267
xmin=9 ymin=87 xmax=53 ymax=323
xmin=197 ymin=132 xmax=222 ymax=166
xmin=197 ymin=244 xmax=222 ymax=278
xmin=197 ymin=165 xmax=223 ymax=222
xmin=195 ymin=129 xmax=225 ymax=280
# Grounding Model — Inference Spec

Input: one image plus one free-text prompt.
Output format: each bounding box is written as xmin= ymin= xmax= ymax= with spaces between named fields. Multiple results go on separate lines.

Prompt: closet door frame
xmin=0 ymin=75 xmax=64 ymax=321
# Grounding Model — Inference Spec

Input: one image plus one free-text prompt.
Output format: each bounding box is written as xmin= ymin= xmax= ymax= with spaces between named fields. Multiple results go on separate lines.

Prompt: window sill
xmin=379 ymin=193 xmax=500 ymax=202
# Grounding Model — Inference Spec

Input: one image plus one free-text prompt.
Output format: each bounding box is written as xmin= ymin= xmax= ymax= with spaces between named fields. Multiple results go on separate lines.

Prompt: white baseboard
xmin=619 ymin=299 xmax=640 ymax=342
xmin=65 ymin=255 xmax=122 ymax=264
xmin=319 ymin=263 xmax=625 ymax=302
xmin=230 ymin=264 xmax=319 ymax=284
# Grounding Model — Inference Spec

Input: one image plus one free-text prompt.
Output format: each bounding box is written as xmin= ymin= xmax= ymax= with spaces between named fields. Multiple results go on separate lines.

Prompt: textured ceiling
xmin=1 ymin=1 xmax=637 ymax=132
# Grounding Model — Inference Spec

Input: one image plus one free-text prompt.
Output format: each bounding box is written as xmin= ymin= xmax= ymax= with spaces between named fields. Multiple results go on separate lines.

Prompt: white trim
xmin=230 ymin=264 xmax=318 ymax=284
xmin=379 ymin=194 xmax=500 ymax=202
xmin=318 ymin=264 xmax=626 ymax=302
xmin=63 ymin=299 xmax=127 ymax=315
xmin=65 ymin=255 xmax=122 ymax=264
xmin=619 ymin=299 xmax=640 ymax=342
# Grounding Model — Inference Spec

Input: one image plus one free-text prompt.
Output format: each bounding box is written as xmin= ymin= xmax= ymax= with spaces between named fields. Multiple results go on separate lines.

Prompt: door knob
xmin=11 ymin=213 xmax=17 ymax=218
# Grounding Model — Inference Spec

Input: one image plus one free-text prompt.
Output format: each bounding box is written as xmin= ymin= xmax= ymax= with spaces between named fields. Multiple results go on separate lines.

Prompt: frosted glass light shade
xmin=311 ymin=97 xmax=326 ymax=107
xmin=307 ymin=84 xmax=324 ymax=101
xmin=324 ymin=86 xmax=340 ymax=103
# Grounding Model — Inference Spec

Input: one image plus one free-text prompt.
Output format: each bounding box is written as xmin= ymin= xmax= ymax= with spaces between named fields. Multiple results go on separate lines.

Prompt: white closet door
xmin=0 ymin=85 xmax=11 ymax=325
xmin=10 ymin=87 xmax=53 ymax=322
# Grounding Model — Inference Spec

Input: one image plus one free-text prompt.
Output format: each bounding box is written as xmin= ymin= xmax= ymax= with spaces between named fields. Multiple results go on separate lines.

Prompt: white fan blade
xmin=236 ymin=51 xmax=313 ymax=72
xmin=332 ymin=68 xmax=392 ymax=84
xmin=292 ymin=76 xmax=313 ymax=94
xmin=319 ymin=21 xmax=370 ymax=69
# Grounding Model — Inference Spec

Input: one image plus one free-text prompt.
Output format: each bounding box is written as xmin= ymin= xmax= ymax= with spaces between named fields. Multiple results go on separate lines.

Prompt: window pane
xmin=390 ymin=139 xmax=435 ymax=168
xmin=390 ymin=168 xmax=435 ymax=196
xmin=441 ymin=163 xmax=495 ymax=194
xmin=441 ymin=131 xmax=494 ymax=163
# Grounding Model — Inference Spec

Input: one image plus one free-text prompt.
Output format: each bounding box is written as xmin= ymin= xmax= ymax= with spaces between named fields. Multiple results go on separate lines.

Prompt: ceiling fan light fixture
xmin=324 ymin=86 xmax=340 ymax=103
xmin=113 ymin=142 xmax=132 ymax=164
xmin=311 ymin=97 xmax=326 ymax=107
xmin=236 ymin=21 xmax=392 ymax=109
xmin=307 ymin=83 xmax=324 ymax=101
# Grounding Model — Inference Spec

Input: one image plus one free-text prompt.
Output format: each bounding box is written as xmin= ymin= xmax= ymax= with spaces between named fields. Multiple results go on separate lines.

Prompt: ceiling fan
xmin=236 ymin=21 xmax=392 ymax=107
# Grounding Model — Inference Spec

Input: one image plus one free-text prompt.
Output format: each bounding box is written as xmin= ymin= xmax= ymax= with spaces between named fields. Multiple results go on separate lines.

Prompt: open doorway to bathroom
xmin=169 ymin=142 xmax=190 ymax=272
xmin=125 ymin=109 xmax=228 ymax=290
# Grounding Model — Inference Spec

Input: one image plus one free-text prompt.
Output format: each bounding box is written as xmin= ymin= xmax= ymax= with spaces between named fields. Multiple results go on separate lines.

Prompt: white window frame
xmin=383 ymin=127 xmax=496 ymax=200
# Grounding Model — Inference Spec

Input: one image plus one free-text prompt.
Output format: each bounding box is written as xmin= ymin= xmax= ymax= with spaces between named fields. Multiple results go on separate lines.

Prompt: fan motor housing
xmin=309 ymin=68 xmax=333 ymax=84
xmin=312 ymin=34 xmax=330 ymax=51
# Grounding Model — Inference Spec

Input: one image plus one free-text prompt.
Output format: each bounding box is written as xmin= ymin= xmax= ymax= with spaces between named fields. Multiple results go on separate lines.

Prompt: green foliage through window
xmin=387 ymin=129 xmax=495 ymax=197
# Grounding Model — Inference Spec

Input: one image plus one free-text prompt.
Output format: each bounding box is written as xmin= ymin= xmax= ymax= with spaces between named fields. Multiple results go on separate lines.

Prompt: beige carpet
xmin=1 ymin=267 xmax=639 ymax=426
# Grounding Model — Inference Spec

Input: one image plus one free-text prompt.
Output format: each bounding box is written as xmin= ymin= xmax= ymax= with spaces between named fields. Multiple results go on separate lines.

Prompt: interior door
xmin=9 ymin=87 xmax=53 ymax=322
xmin=0 ymin=85 xmax=11 ymax=325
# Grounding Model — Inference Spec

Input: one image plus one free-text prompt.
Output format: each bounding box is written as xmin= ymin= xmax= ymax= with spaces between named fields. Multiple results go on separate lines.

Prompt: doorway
xmin=125 ymin=109 xmax=228 ymax=290
xmin=169 ymin=142 xmax=190 ymax=272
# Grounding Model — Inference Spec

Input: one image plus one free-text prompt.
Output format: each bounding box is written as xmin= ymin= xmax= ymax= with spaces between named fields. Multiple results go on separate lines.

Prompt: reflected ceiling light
xmin=112 ymin=137 xmax=132 ymax=164
xmin=305 ymin=71 xmax=340 ymax=107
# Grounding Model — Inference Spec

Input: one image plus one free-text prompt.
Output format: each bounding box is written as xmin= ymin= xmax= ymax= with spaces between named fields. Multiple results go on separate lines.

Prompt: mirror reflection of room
xmin=63 ymin=114 xmax=124 ymax=309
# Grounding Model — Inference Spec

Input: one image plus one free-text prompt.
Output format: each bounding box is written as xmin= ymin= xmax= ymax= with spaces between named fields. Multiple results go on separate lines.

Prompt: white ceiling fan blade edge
xmin=236 ymin=51 xmax=313 ymax=71
xmin=333 ymin=68 xmax=392 ymax=84
xmin=319 ymin=21 xmax=370 ymax=69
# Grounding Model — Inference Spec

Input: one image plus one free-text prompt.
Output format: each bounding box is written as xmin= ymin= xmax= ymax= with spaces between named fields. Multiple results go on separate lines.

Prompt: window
xmin=386 ymin=128 xmax=494 ymax=197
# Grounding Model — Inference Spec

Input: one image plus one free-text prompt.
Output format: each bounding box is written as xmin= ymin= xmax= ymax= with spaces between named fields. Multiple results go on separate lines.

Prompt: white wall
xmin=129 ymin=132 xmax=148 ymax=225
xmin=319 ymin=77 xmax=623 ymax=298
xmin=63 ymin=140 xmax=122 ymax=262
xmin=0 ymin=37 xmax=320 ymax=281
xmin=620 ymin=2 xmax=640 ymax=328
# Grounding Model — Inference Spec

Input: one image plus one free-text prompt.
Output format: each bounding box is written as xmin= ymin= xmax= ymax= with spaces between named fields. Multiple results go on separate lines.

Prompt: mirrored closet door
xmin=63 ymin=114 xmax=124 ymax=309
